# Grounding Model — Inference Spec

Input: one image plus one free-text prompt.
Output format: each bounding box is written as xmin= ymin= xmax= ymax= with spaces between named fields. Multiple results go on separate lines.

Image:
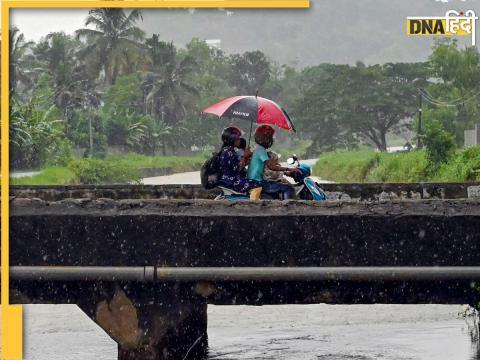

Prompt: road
xmin=142 ymin=158 xmax=334 ymax=185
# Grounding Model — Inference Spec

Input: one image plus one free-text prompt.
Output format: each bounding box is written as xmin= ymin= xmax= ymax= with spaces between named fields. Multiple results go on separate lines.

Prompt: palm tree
xmin=141 ymin=35 xmax=199 ymax=127
xmin=31 ymin=33 xmax=100 ymax=136
xmin=75 ymin=9 xmax=145 ymax=85
xmin=9 ymin=27 xmax=34 ymax=95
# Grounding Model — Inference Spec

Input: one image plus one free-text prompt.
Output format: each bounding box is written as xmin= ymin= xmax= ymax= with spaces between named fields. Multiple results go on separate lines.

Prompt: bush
xmin=68 ymin=159 xmax=141 ymax=184
xmin=423 ymin=120 xmax=456 ymax=171
xmin=46 ymin=139 xmax=73 ymax=167
xmin=369 ymin=151 xmax=428 ymax=182
xmin=436 ymin=147 xmax=480 ymax=182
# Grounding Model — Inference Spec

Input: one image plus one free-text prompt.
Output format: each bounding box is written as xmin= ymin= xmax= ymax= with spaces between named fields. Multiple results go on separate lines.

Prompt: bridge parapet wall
xmin=10 ymin=182 xmax=480 ymax=201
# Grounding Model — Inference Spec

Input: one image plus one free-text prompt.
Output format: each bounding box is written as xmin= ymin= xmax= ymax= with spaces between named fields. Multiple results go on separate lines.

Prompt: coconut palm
xmin=9 ymin=27 xmax=34 ymax=95
xmin=75 ymin=9 xmax=145 ymax=85
xmin=32 ymin=33 xmax=101 ymax=136
xmin=141 ymin=35 xmax=199 ymax=127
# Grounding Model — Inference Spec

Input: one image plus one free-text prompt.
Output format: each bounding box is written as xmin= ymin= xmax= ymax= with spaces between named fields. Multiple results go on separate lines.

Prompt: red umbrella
xmin=202 ymin=95 xmax=296 ymax=144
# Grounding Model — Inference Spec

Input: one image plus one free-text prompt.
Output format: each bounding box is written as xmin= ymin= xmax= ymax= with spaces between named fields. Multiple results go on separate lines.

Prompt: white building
xmin=206 ymin=39 xmax=221 ymax=49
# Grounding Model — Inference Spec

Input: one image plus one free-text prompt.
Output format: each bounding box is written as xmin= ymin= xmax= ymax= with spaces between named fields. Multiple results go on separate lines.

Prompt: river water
xmin=207 ymin=304 xmax=478 ymax=360
xmin=19 ymin=303 xmax=479 ymax=359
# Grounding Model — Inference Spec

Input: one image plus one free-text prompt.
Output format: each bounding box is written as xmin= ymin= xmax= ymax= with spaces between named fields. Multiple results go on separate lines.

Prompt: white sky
xmin=6 ymin=1 xmax=474 ymax=42
xmin=10 ymin=9 xmax=90 ymax=41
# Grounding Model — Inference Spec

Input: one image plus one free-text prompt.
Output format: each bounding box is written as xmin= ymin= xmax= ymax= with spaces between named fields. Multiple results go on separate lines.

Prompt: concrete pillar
xmin=83 ymin=286 xmax=208 ymax=360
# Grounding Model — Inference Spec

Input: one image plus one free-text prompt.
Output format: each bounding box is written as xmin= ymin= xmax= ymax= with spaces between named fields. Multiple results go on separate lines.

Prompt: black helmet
xmin=221 ymin=127 xmax=243 ymax=147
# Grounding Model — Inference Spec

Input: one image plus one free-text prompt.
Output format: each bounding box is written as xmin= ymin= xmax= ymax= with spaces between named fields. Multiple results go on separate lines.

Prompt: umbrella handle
xmin=248 ymin=118 xmax=254 ymax=147
xmin=248 ymin=91 xmax=258 ymax=147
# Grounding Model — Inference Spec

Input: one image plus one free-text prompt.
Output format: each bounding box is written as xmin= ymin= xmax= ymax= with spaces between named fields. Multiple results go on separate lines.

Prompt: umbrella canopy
xmin=202 ymin=96 xmax=296 ymax=132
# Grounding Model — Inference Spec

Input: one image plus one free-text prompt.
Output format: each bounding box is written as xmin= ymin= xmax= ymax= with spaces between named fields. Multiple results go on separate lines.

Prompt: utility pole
xmin=161 ymin=110 xmax=166 ymax=156
xmin=88 ymin=115 xmax=93 ymax=158
xmin=417 ymin=90 xmax=423 ymax=150
xmin=87 ymin=103 xmax=93 ymax=159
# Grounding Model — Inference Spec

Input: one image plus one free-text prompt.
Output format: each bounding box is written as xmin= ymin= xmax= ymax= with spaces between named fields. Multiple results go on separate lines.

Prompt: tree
xmin=31 ymin=32 xmax=103 ymax=145
xmin=9 ymin=27 xmax=33 ymax=95
xmin=294 ymin=63 xmax=424 ymax=152
xmin=343 ymin=64 xmax=420 ymax=151
xmin=141 ymin=35 xmax=199 ymax=127
xmin=75 ymin=9 xmax=145 ymax=85
xmin=228 ymin=51 xmax=272 ymax=94
xmin=101 ymin=73 xmax=146 ymax=150
xmin=294 ymin=64 xmax=357 ymax=152
xmin=423 ymin=39 xmax=480 ymax=146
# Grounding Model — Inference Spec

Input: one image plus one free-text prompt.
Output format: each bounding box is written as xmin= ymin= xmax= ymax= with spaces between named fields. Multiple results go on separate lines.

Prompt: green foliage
xmin=369 ymin=151 xmax=428 ymax=183
xmin=313 ymin=151 xmax=380 ymax=182
xmin=10 ymin=20 xmax=479 ymax=175
xmin=228 ymin=51 xmax=272 ymax=94
xmin=435 ymin=147 xmax=480 ymax=182
xmin=424 ymin=39 xmax=480 ymax=146
xmin=106 ymin=153 xmax=206 ymax=173
xmin=9 ymin=94 xmax=71 ymax=169
xmin=423 ymin=120 xmax=456 ymax=170
xmin=10 ymin=167 xmax=76 ymax=185
xmin=313 ymin=148 xmax=480 ymax=183
xmin=75 ymin=9 xmax=145 ymax=85
xmin=68 ymin=158 xmax=141 ymax=184
xmin=101 ymin=74 xmax=149 ymax=151
xmin=10 ymin=154 xmax=206 ymax=185
xmin=294 ymin=62 xmax=426 ymax=153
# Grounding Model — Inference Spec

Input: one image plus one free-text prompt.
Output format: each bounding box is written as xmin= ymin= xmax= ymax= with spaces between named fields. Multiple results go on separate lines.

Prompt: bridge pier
xmin=22 ymin=281 xmax=207 ymax=360
xmin=90 ymin=287 xmax=207 ymax=360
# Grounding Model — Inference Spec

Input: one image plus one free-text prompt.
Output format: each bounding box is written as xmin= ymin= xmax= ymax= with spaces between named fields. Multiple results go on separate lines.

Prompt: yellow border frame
xmin=1 ymin=1 xmax=308 ymax=359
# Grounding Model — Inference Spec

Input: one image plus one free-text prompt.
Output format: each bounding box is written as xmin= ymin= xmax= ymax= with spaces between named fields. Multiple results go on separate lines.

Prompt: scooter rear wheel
xmin=299 ymin=187 xmax=314 ymax=200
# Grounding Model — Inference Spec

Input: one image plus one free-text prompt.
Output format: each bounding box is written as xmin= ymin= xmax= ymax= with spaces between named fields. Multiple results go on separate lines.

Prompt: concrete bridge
xmin=9 ymin=183 xmax=480 ymax=360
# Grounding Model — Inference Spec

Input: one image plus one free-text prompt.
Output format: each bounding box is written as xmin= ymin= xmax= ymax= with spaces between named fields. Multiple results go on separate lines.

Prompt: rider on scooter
xmin=247 ymin=125 xmax=299 ymax=200
xmin=218 ymin=127 xmax=260 ymax=194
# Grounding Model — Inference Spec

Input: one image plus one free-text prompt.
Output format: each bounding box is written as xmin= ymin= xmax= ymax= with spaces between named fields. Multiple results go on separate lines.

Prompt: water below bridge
xmin=20 ymin=303 xmax=478 ymax=359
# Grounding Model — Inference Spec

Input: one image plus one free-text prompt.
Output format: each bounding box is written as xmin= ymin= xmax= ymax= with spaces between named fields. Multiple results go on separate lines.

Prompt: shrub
xmin=436 ymin=147 xmax=480 ymax=182
xmin=423 ymin=120 xmax=456 ymax=171
xmin=369 ymin=151 xmax=428 ymax=182
xmin=68 ymin=159 xmax=141 ymax=184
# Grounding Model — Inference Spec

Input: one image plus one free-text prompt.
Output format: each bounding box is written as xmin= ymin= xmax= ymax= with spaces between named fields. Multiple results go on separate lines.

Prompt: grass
xmin=11 ymin=167 xmax=76 ymax=186
xmin=313 ymin=147 xmax=480 ymax=183
xmin=368 ymin=151 xmax=428 ymax=183
xmin=313 ymin=150 xmax=380 ymax=182
xmin=10 ymin=153 xmax=207 ymax=185
xmin=105 ymin=153 xmax=206 ymax=173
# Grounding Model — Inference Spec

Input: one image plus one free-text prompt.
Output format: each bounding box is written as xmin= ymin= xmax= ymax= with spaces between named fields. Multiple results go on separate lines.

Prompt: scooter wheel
xmin=300 ymin=188 xmax=313 ymax=200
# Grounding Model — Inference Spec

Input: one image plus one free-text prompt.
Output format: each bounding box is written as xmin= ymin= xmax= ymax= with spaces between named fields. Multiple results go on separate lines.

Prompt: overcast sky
xmin=9 ymin=0 xmax=475 ymax=42
xmin=7 ymin=0 xmax=480 ymax=67
xmin=11 ymin=9 xmax=89 ymax=40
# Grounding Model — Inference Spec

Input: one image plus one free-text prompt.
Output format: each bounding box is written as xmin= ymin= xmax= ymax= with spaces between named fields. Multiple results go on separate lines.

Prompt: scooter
xmin=286 ymin=155 xmax=327 ymax=201
xmin=214 ymin=155 xmax=327 ymax=201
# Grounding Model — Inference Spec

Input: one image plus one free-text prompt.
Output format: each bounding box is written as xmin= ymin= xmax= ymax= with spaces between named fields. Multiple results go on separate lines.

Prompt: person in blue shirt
xmin=218 ymin=127 xmax=260 ymax=193
xmin=247 ymin=125 xmax=299 ymax=199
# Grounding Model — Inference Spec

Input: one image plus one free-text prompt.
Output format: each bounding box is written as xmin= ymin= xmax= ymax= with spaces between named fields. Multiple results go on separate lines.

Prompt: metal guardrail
xmin=10 ymin=266 xmax=480 ymax=282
